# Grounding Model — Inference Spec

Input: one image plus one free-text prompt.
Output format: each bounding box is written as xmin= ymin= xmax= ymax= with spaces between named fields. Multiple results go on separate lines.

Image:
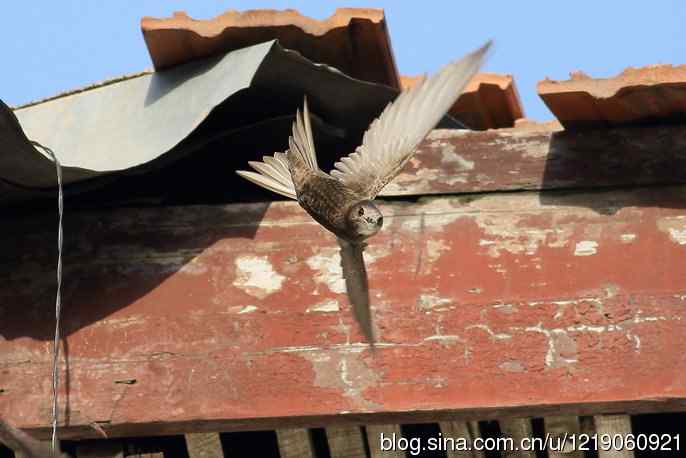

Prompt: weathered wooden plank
xmin=378 ymin=124 xmax=686 ymax=196
xmin=438 ymin=421 xmax=484 ymax=458
xmin=499 ymin=418 xmax=535 ymax=458
xmin=593 ymin=415 xmax=635 ymax=458
xmin=365 ymin=424 xmax=404 ymax=458
xmin=75 ymin=442 xmax=125 ymax=457
xmin=185 ymin=433 xmax=223 ymax=458
xmin=325 ymin=426 xmax=366 ymax=458
xmin=275 ymin=429 xmax=314 ymax=458
xmin=544 ymin=416 xmax=582 ymax=458
xmin=3 ymin=186 xmax=686 ymax=438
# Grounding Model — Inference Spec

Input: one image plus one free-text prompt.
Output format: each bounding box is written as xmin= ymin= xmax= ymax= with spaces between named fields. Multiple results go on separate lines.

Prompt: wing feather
xmin=236 ymin=98 xmax=321 ymax=199
xmin=331 ymin=41 xmax=492 ymax=198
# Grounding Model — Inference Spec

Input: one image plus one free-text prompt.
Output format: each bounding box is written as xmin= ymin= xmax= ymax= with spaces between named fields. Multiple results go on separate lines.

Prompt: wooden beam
xmin=75 ymin=442 xmax=125 ymax=458
xmin=3 ymin=183 xmax=686 ymax=438
xmin=499 ymin=418 xmax=535 ymax=458
xmin=593 ymin=415 xmax=635 ymax=458
xmin=377 ymin=124 xmax=686 ymax=197
xmin=275 ymin=429 xmax=315 ymax=458
xmin=365 ymin=424 xmax=404 ymax=458
xmin=185 ymin=433 xmax=223 ymax=458
xmin=438 ymin=421 xmax=484 ymax=458
xmin=544 ymin=416 xmax=582 ymax=458
xmin=325 ymin=426 xmax=366 ymax=458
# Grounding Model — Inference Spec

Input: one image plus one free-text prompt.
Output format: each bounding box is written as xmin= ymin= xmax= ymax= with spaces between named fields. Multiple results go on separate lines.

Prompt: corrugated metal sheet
xmin=141 ymin=8 xmax=400 ymax=88
xmin=1 ymin=40 xmax=465 ymax=207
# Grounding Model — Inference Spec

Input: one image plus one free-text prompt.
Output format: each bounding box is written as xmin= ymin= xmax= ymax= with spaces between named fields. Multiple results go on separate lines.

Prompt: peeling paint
xmin=307 ymin=299 xmax=340 ymax=313
xmin=574 ymin=240 xmax=598 ymax=256
xmin=620 ymin=233 xmax=637 ymax=243
xmin=417 ymin=293 xmax=452 ymax=311
xmin=475 ymin=214 xmax=573 ymax=258
xmin=440 ymin=143 xmax=475 ymax=170
xmin=486 ymin=133 xmax=549 ymax=159
xmin=499 ymin=361 xmax=525 ymax=372
xmin=466 ymin=324 xmax=512 ymax=340
xmin=306 ymin=249 xmax=345 ymax=294
xmin=237 ymin=305 xmax=257 ymax=314
xmin=425 ymin=239 xmax=449 ymax=263
xmin=233 ymin=256 xmax=285 ymax=299
xmin=657 ymin=216 xmax=686 ymax=245
xmin=300 ymin=351 xmax=381 ymax=409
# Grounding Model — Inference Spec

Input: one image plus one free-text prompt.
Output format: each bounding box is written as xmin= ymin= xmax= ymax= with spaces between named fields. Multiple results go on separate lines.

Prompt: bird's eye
xmin=358 ymin=207 xmax=365 ymax=216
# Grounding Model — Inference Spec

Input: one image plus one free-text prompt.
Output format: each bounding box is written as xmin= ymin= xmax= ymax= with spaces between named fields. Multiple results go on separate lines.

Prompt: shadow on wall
xmin=0 ymin=93 xmax=360 ymax=343
xmin=539 ymin=124 xmax=686 ymax=214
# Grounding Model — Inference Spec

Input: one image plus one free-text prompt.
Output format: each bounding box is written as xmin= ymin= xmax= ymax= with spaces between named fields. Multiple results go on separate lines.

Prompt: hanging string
xmin=30 ymin=141 xmax=63 ymax=451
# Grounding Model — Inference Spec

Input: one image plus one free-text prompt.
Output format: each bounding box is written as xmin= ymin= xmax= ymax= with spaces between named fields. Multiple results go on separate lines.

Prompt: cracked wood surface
xmin=377 ymin=124 xmax=686 ymax=196
xmin=2 ymin=179 xmax=686 ymax=439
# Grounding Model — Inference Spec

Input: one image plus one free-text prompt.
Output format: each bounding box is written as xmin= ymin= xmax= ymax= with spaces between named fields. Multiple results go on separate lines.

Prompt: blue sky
xmin=3 ymin=1 xmax=686 ymax=120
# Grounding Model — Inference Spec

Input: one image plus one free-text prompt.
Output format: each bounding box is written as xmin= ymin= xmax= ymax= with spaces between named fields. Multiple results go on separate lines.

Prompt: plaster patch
xmin=233 ymin=256 xmax=285 ymax=299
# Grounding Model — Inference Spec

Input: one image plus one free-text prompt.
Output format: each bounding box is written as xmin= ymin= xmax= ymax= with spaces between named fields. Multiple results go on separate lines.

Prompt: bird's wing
xmin=236 ymin=151 xmax=298 ymax=199
xmin=330 ymin=41 xmax=491 ymax=199
xmin=337 ymin=238 xmax=375 ymax=344
xmin=236 ymin=98 xmax=319 ymax=199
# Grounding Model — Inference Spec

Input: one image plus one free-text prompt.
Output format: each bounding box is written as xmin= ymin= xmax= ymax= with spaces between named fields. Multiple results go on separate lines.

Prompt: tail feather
xmin=236 ymin=150 xmax=298 ymax=199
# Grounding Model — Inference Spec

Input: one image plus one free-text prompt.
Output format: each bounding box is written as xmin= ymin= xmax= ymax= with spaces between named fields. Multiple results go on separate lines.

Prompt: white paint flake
xmin=237 ymin=305 xmax=257 ymax=314
xmin=620 ymin=233 xmax=637 ymax=243
xmin=417 ymin=293 xmax=452 ymax=311
xmin=440 ymin=144 xmax=474 ymax=170
xmin=233 ymin=255 xmax=285 ymax=299
xmin=306 ymin=249 xmax=345 ymax=294
xmin=307 ymin=299 xmax=340 ymax=313
xmin=574 ymin=240 xmax=598 ymax=256
xmin=657 ymin=216 xmax=686 ymax=245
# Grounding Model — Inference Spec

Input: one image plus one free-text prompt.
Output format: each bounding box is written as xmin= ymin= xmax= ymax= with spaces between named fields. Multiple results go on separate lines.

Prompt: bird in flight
xmin=237 ymin=41 xmax=491 ymax=344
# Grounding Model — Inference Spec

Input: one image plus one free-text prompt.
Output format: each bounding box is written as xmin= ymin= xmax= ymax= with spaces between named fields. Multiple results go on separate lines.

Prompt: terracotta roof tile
xmin=141 ymin=8 xmax=400 ymax=88
xmin=538 ymin=65 xmax=686 ymax=129
xmin=401 ymin=72 xmax=524 ymax=130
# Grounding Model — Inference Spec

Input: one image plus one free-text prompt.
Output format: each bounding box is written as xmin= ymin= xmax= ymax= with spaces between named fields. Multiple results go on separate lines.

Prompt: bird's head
xmin=346 ymin=200 xmax=383 ymax=239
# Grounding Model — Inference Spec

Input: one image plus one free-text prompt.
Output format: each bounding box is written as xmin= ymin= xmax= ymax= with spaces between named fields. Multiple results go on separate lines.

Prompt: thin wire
xmin=31 ymin=141 xmax=63 ymax=451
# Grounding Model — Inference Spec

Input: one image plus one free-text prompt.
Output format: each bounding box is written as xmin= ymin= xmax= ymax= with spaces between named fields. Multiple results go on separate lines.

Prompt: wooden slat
xmin=185 ymin=433 xmax=223 ymax=458
xmin=594 ymin=415 xmax=635 ymax=458
xmin=499 ymin=418 xmax=535 ymax=458
xmin=325 ymin=426 xmax=366 ymax=458
xmin=276 ymin=429 xmax=314 ymax=458
xmin=76 ymin=442 xmax=125 ymax=458
xmin=11 ymin=441 xmax=57 ymax=458
xmin=544 ymin=416 xmax=582 ymax=458
xmin=377 ymin=124 xmax=686 ymax=197
xmin=3 ymin=185 xmax=686 ymax=438
xmin=365 ymin=424 xmax=404 ymax=458
xmin=13 ymin=441 xmax=59 ymax=458
xmin=439 ymin=421 xmax=484 ymax=458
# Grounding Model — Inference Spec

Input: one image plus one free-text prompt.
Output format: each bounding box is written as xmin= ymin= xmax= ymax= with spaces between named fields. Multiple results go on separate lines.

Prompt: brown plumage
xmin=237 ymin=41 xmax=491 ymax=343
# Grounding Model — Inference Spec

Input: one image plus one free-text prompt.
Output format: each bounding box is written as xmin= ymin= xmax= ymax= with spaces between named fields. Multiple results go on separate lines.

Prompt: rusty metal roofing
xmin=401 ymin=72 xmax=524 ymax=130
xmin=538 ymin=64 xmax=686 ymax=129
xmin=141 ymin=8 xmax=400 ymax=89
